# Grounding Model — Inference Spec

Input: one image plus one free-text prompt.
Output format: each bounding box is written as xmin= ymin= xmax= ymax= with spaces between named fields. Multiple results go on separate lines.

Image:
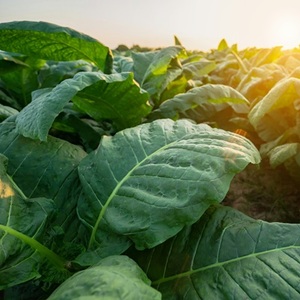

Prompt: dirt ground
xmin=223 ymin=162 xmax=300 ymax=223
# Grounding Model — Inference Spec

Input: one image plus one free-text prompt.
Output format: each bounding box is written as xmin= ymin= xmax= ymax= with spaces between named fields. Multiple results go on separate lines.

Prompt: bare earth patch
xmin=224 ymin=163 xmax=300 ymax=223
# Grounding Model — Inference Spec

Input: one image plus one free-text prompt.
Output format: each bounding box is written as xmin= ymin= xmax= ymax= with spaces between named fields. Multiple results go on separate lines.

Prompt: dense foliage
xmin=0 ymin=21 xmax=300 ymax=299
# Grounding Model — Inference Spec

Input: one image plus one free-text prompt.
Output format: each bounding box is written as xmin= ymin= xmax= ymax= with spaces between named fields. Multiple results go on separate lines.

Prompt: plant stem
xmin=0 ymin=224 xmax=68 ymax=270
xmin=230 ymin=49 xmax=248 ymax=73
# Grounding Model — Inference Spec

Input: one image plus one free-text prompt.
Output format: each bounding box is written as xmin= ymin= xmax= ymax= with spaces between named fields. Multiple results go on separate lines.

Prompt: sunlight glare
xmin=270 ymin=15 xmax=300 ymax=49
xmin=0 ymin=180 xmax=15 ymax=198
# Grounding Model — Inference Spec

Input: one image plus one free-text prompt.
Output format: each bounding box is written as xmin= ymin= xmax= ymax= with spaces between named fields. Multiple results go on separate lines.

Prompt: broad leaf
xmin=132 ymin=46 xmax=184 ymax=105
xmin=249 ymin=78 xmax=300 ymax=142
xmin=268 ymin=143 xmax=300 ymax=182
xmin=71 ymin=72 xmax=151 ymax=130
xmin=0 ymin=21 xmax=112 ymax=72
xmin=38 ymin=59 xmax=97 ymax=88
xmin=276 ymin=52 xmax=300 ymax=73
xmin=0 ymin=57 xmax=45 ymax=108
xmin=158 ymin=74 xmax=189 ymax=103
xmin=130 ymin=205 xmax=300 ymax=299
xmin=0 ymin=154 xmax=55 ymax=289
xmin=15 ymin=71 xmax=150 ymax=141
xmin=0 ymin=104 xmax=18 ymax=121
xmin=210 ymin=58 xmax=240 ymax=86
xmin=268 ymin=143 xmax=300 ymax=168
xmin=113 ymin=55 xmax=134 ymax=73
xmin=183 ymin=59 xmax=216 ymax=80
xmin=0 ymin=86 xmax=22 ymax=110
xmin=249 ymin=46 xmax=282 ymax=67
xmin=150 ymin=84 xmax=249 ymax=131
xmin=236 ymin=64 xmax=286 ymax=102
xmin=78 ymin=119 xmax=260 ymax=260
xmin=131 ymin=51 xmax=157 ymax=84
xmin=0 ymin=122 xmax=87 ymax=241
xmin=52 ymin=112 xmax=103 ymax=152
xmin=48 ymin=256 xmax=161 ymax=300
xmin=0 ymin=50 xmax=27 ymax=74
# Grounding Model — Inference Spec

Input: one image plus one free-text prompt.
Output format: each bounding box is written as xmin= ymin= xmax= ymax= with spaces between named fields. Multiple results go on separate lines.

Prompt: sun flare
xmin=270 ymin=15 xmax=300 ymax=49
xmin=0 ymin=180 xmax=14 ymax=198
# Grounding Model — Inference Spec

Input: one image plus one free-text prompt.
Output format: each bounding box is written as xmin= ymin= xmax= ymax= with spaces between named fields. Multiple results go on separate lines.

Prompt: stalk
xmin=0 ymin=224 xmax=68 ymax=271
xmin=230 ymin=49 xmax=249 ymax=73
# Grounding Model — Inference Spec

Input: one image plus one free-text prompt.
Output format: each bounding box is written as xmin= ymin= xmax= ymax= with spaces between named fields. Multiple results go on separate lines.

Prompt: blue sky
xmin=2 ymin=0 xmax=300 ymax=51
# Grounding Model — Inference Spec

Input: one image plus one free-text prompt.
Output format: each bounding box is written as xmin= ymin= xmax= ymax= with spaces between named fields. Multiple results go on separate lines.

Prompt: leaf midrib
xmin=152 ymin=244 xmax=300 ymax=286
xmin=87 ymin=139 xmax=178 ymax=249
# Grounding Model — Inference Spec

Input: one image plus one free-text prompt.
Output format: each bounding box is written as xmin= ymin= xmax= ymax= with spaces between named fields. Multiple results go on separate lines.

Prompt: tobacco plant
xmin=0 ymin=21 xmax=300 ymax=299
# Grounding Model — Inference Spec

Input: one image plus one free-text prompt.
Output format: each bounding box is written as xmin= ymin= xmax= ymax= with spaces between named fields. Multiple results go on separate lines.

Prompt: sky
xmin=2 ymin=0 xmax=300 ymax=51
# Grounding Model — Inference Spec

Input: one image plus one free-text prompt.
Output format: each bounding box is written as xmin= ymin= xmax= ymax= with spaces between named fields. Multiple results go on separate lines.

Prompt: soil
xmin=223 ymin=162 xmax=300 ymax=223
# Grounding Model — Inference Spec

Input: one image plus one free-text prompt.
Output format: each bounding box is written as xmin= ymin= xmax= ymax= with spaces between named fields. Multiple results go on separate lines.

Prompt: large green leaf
xmin=48 ymin=256 xmax=161 ymax=300
xmin=267 ymin=143 xmax=300 ymax=182
xmin=152 ymin=84 xmax=249 ymax=118
xmin=0 ymin=56 xmax=45 ymax=108
xmin=132 ymin=46 xmax=184 ymax=105
xmin=78 ymin=119 xmax=260 ymax=260
xmin=0 ymin=122 xmax=87 ymax=241
xmin=249 ymin=77 xmax=300 ymax=142
xmin=0 ymin=50 xmax=27 ymax=74
xmin=249 ymin=46 xmax=282 ymax=67
xmin=248 ymin=77 xmax=300 ymax=180
xmin=0 ymin=104 xmax=18 ymax=121
xmin=15 ymin=71 xmax=151 ymax=141
xmin=38 ymin=59 xmax=97 ymax=88
xmin=150 ymin=84 xmax=249 ymax=132
xmin=0 ymin=84 xmax=23 ymax=110
xmin=0 ymin=154 xmax=56 ymax=289
xmin=0 ymin=21 xmax=112 ymax=73
xmin=52 ymin=111 xmax=103 ymax=152
xmin=131 ymin=51 xmax=157 ymax=84
xmin=130 ymin=205 xmax=300 ymax=299
xmin=268 ymin=143 xmax=300 ymax=168
xmin=236 ymin=63 xmax=286 ymax=102
xmin=182 ymin=59 xmax=216 ymax=80
xmin=113 ymin=55 xmax=134 ymax=73
xmin=71 ymin=72 xmax=151 ymax=130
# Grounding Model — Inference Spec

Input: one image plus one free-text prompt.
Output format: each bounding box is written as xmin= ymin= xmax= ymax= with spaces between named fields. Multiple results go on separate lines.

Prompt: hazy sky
xmin=2 ymin=0 xmax=300 ymax=51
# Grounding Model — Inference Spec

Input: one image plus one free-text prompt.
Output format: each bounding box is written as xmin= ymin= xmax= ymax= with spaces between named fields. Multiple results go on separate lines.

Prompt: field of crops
xmin=1 ymin=21 xmax=300 ymax=299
